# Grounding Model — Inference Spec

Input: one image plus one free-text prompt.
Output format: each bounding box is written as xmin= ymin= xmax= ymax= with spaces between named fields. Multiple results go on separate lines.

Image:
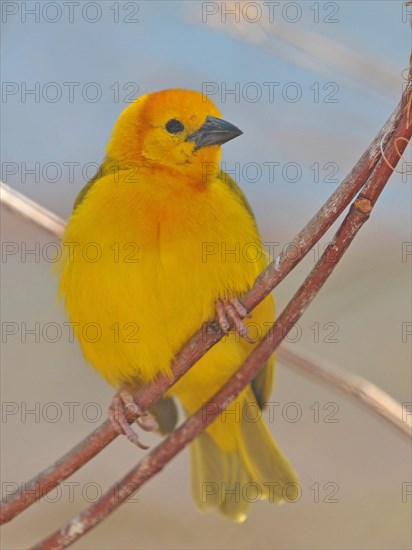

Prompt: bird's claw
xmin=108 ymin=390 xmax=158 ymax=449
xmin=137 ymin=411 xmax=159 ymax=432
xmin=215 ymin=298 xmax=255 ymax=343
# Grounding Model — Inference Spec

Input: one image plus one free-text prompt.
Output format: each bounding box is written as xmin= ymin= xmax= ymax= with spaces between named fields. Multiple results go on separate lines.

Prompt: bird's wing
xmin=217 ymin=170 xmax=257 ymax=225
xmin=218 ymin=170 xmax=275 ymax=410
xmin=251 ymin=356 xmax=275 ymax=410
xmin=73 ymin=157 xmax=120 ymax=211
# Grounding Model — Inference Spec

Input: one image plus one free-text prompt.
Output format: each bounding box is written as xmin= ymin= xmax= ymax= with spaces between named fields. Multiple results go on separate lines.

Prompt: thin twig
xmin=32 ymin=122 xmax=411 ymax=548
xmin=0 ymin=85 xmax=410 ymax=526
xmin=0 ymin=184 xmax=66 ymax=236
xmin=277 ymin=347 xmax=411 ymax=438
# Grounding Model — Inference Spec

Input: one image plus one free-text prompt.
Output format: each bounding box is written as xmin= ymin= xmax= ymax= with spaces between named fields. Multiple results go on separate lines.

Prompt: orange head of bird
xmin=106 ymin=88 xmax=242 ymax=184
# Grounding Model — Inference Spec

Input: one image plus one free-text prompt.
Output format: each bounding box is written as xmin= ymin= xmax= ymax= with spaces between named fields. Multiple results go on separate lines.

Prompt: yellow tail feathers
xmin=190 ymin=389 xmax=299 ymax=522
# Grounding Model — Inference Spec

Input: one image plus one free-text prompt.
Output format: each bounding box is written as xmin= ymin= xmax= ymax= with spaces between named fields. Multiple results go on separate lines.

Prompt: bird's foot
xmin=215 ymin=297 xmax=255 ymax=343
xmin=108 ymin=389 xmax=158 ymax=449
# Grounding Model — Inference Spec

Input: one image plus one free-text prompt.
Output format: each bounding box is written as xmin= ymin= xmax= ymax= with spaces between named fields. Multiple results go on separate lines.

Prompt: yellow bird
xmin=59 ymin=88 xmax=298 ymax=521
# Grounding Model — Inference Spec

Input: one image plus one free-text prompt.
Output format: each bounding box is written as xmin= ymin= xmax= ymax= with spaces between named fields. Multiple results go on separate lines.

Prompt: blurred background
xmin=1 ymin=1 xmax=411 ymax=548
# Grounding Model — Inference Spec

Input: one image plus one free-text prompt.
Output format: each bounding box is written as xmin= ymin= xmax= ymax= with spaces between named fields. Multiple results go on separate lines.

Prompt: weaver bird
xmin=59 ymin=88 xmax=298 ymax=521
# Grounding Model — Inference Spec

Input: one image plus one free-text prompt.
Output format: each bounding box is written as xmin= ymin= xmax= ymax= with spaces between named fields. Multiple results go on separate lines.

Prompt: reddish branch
xmin=1 ymin=86 xmax=410 ymax=528
xmin=31 ymin=100 xmax=412 ymax=548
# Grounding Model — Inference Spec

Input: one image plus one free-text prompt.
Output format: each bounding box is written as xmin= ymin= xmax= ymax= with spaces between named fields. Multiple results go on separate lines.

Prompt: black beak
xmin=185 ymin=115 xmax=243 ymax=151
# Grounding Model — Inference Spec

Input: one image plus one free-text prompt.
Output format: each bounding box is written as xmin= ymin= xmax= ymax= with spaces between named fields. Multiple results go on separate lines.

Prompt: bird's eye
xmin=165 ymin=119 xmax=185 ymax=134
